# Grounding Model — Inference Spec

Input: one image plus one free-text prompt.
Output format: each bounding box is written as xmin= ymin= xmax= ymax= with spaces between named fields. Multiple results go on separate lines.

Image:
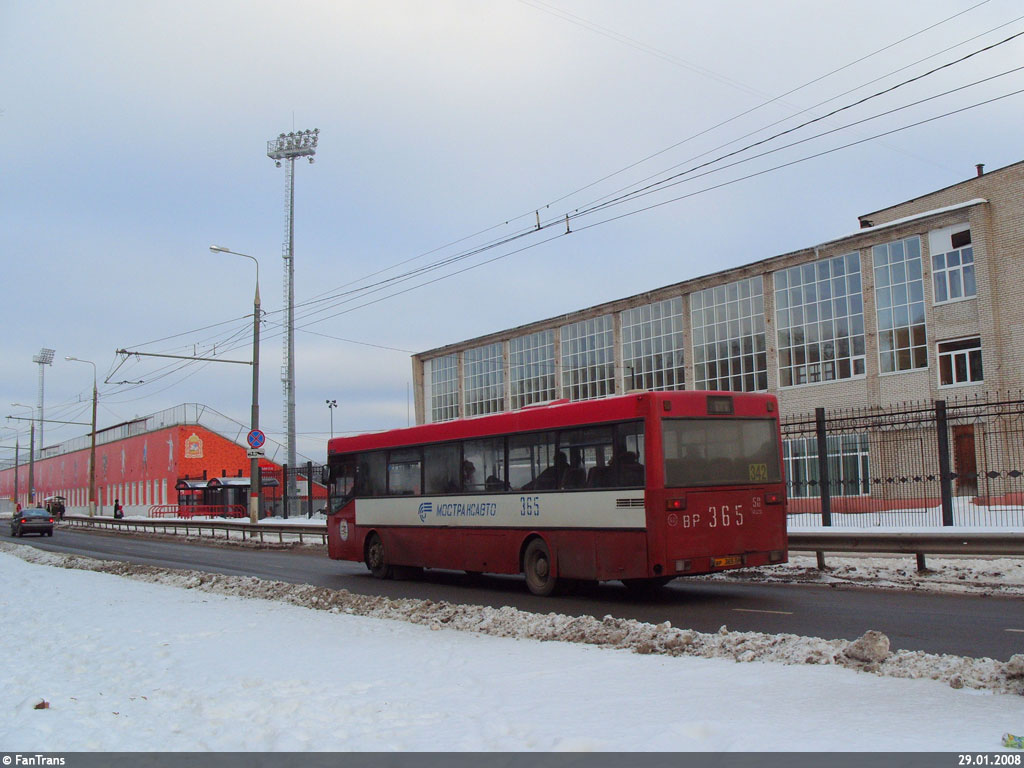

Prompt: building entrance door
xmin=953 ymin=425 xmax=977 ymax=497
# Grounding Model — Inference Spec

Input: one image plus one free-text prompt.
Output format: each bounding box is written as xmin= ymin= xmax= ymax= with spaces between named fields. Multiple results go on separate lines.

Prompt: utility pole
xmin=267 ymin=128 xmax=318 ymax=515
xmin=209 ymin=246 xmax=262 ymax=525
xmin=28 ymin=421 xmax=35 ymax=505
xmin=66 ymin=356 xmax=99 ymax=517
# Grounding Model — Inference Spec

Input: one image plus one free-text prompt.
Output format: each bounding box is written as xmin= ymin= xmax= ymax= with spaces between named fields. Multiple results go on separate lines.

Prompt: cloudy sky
xmin=3 ymin=0 xmax=1024 ymax=463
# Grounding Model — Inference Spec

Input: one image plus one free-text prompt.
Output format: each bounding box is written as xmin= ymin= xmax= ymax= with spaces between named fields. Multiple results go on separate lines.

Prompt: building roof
xmin=415 ymin=194 xmax=988 ymax=359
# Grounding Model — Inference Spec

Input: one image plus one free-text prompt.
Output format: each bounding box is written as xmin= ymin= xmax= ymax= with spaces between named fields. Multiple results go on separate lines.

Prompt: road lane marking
xmin=1006 ymin=629 xmax=1024 ymax=633
xmin=732 ymin=608 xmax=793 ymax=615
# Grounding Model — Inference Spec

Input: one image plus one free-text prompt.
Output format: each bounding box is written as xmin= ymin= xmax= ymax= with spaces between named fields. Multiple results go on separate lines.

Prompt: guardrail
xmin=149 ymin=505 xmax=247 ymax=519
xmin=788 ymin=531 xmax=1024 ymax=571
xmin=52 ymin=517 xmax=1023 ymax=571
xmin=59 ymin=515 xmax=326 ymax=545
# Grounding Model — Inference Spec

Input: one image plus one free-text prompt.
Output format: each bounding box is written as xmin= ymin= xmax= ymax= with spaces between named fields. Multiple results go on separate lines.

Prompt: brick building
xmin=411 ymin=160 xmax=1024 ymax=505
xmin=0 ymin=404 xmax=324 ymax=516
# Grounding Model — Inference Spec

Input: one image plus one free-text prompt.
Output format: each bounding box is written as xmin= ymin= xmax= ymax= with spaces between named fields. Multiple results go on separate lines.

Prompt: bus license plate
xmin=712 ymin=555 xmax=742 ymax=568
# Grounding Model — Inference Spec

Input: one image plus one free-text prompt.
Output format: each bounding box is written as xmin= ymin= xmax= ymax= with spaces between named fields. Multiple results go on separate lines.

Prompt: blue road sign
xmin=247 ymin=429 xmax=266 ymax=449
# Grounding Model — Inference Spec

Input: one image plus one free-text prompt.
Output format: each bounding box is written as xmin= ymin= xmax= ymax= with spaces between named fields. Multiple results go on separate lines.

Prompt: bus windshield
xmin=662 ymin=418 xmax=781 ymax=488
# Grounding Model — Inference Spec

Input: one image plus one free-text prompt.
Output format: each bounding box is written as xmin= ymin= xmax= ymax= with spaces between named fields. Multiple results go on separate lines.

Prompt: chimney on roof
xmin=976 ymin=163 xmax=985 ymax=177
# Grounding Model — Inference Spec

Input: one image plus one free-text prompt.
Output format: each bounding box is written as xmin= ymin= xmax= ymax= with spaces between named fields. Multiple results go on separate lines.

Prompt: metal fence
xmin=781 ymin=391 xmax=1024 ymax=528
xmin=259 ymin=462 xmax=329 ymax=519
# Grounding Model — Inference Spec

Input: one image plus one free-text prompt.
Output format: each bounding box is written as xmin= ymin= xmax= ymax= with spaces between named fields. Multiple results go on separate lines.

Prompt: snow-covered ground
xmin=1 ymin=542 xmax=1022 ymax=752
xmin=702 ymin=551 xmax=1024 ymax=597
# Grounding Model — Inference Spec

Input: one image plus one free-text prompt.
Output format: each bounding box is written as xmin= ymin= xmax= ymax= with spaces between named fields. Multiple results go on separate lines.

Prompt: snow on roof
xmin=824 ymin=198 xmax=988 ymax=248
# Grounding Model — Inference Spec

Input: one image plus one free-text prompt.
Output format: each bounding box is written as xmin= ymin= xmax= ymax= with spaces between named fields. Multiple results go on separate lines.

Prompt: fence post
xmin=306 ymin=461 xmax=314 ymax=519
xmin=282 ymin=464 xmax=289 ymax=519
xmin=935 ymin=400 xmax=954 ymax=527
xmin=815 ymin=407 xmax=832 ymax=527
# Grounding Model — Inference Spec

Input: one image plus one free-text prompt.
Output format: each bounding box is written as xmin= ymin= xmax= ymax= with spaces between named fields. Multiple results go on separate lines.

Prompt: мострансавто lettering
xmin=434 ymin=501 xmax=498 ymax=517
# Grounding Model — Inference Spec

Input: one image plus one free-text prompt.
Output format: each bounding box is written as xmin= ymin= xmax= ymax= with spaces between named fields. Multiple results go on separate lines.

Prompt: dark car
xmin=11 ymin=508 xmax=54 ymax=537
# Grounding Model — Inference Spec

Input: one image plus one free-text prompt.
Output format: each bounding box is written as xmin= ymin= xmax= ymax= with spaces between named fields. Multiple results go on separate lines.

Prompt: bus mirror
xmin=320 ymin=466 xmax=331 ymax=485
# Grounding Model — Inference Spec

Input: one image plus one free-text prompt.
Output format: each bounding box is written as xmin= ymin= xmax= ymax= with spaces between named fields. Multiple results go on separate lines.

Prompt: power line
xmin=566 ymin=29 xmax=1024 ymax=221
xmin=80 ymin=7 xmax=1024 ymax=415
xmin=573 ymin=86 xmax=1024 ymax=233
xmin=521 ymin=0 xmax=997 ymax=210
xmin=575 ymin=66 xmax=1024 ymax=220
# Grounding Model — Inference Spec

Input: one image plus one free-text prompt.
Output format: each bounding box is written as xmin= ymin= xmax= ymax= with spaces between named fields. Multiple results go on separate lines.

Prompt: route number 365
xmin=708 ymin=504 xmax=744 ymax=527
xmin=521 ymin=496 xmax=541 ymax=516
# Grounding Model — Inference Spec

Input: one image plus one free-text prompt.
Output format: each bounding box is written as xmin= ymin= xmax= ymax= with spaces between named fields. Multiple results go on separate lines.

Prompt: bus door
xmin=326 ymin=455 xmax=359 ymax=560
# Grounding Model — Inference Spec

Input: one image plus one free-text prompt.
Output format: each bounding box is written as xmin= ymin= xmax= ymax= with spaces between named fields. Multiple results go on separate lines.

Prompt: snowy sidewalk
xmin=1 ymin=545 xmax=1022 ymax=751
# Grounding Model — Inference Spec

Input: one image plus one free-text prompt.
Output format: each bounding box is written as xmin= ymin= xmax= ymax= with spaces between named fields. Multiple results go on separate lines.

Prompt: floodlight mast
xmin=32 ymin=348 xmax=54 ymax=461
xmin=267 ymin=128 xmax=318 ymax=515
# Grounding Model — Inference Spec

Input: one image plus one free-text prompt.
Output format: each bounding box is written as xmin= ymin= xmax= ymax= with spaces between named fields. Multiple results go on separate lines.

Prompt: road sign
xmin=247 ymin=429 xmax=266 ymax=449
xmin=246 ymin=448 xmax=265 ymax=459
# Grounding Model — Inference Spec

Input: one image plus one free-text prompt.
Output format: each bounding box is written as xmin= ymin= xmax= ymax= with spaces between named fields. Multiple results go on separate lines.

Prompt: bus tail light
xmin=666 ymin=497 xmax=686 ymax=511
xmin=763 ymin=492 xmax=782 ymax=505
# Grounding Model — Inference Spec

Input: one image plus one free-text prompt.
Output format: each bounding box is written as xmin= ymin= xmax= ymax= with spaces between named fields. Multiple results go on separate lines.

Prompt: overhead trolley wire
xmin=522 ymin=0 xmax=996 ymax=211
xmin=574 ymin=65 xmax=1024 ymax=220
xmin=571 ymin=12 xmax=1024 ymax=216
xmin=572 ymin=85 xmax=1024 ymax=234
xmin=565 ymin=29 xmax=1024 ymax=221
xmin=254 ymin=23 xmax=1024 ymax=340
xmin=94 ymin=4 xmax=1022 ymax=412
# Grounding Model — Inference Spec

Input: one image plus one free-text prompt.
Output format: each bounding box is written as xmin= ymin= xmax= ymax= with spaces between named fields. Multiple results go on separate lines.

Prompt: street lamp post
xmin=210 ymin=245 xmax=261 ymax=525
xmin=326 ymin=399 xmax=337 ymax=439
xmin=32 ymin=348 xmax=54 ymax=461
xmin=66 ymin=357 xmax=98 ymax=517
xmin=11 ymin=404 xmax=35 ymax=505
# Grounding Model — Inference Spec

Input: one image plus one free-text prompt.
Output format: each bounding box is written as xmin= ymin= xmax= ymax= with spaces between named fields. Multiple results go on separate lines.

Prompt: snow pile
xmin=702 ymin=552 xmax=1024 ymax=596
xmin=3 ymin=542 xmax=1021 ymax=697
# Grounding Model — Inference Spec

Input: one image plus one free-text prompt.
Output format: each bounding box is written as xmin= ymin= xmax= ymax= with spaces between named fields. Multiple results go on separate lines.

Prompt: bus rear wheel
xmin=523 ymin=538 xmax=557 ymax=596
xmin=365 ymin=533 xmax=393 ymax=580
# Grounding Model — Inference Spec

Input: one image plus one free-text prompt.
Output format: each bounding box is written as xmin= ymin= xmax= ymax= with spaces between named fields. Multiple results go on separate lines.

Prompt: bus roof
xmin=327 ymin=390 xmax=778 ymax=455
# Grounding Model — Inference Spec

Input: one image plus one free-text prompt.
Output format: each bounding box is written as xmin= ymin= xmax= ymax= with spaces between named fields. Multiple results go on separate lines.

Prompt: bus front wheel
xmin=365 ymin=533 xmax=393 ymax=580
xmin=523 ymin=538 xmax=557 ymax=596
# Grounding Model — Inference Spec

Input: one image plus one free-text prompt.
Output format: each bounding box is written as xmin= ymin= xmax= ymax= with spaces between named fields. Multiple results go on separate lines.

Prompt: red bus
xmin=325 ymin=391 xmax=787 ymax=595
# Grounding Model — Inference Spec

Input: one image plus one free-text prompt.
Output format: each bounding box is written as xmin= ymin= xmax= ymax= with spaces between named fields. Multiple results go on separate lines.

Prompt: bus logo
xmin=418 ymin=502 xmax=432 ymax=522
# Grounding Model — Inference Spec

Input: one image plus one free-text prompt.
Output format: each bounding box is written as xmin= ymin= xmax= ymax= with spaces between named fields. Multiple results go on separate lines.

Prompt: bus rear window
xmin=662 ymin=418 xmax=781 ymax=487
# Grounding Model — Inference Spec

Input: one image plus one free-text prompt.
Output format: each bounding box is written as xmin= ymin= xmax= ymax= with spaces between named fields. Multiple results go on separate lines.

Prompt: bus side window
xmin=509 ymin=432 xmax=556 ymax=491
xmin=462 ymin=437 xmax=504 ymax=493
xmin=615 ymin=422 xmax=646 ymax=488
xmin=559 ymin=426 xmax=614 ymax=489
xmin=361 ymin=452 xmax=387 ymax=497
xmin=387 ymin=448 xmax=422 ymax=495
xmin=424 ymin=443 xmax=461 ymax=494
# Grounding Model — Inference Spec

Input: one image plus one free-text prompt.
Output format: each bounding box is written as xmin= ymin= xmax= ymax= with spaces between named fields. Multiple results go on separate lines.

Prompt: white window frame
xmin=873 ymin=236 xmax=928 ymax=376
xmin=429 ymin=353 xmax=460 ymax=423
xmin=932 ymin=245 xmax=976 ymax=305
xmin=463 ymin=342 xmax=504 ymax=417
xmin=690 ymin=276 xmax=767 ymax=392
xmin=936 ymin=336 xmax=983 ymax=388
xmin=620 ymin=297 xmax=686 ymax=392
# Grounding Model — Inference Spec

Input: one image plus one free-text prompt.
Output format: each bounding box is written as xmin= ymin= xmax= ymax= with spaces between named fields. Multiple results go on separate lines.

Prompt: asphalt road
xmin=3 ymin=526 xmax=1022 ymax=660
